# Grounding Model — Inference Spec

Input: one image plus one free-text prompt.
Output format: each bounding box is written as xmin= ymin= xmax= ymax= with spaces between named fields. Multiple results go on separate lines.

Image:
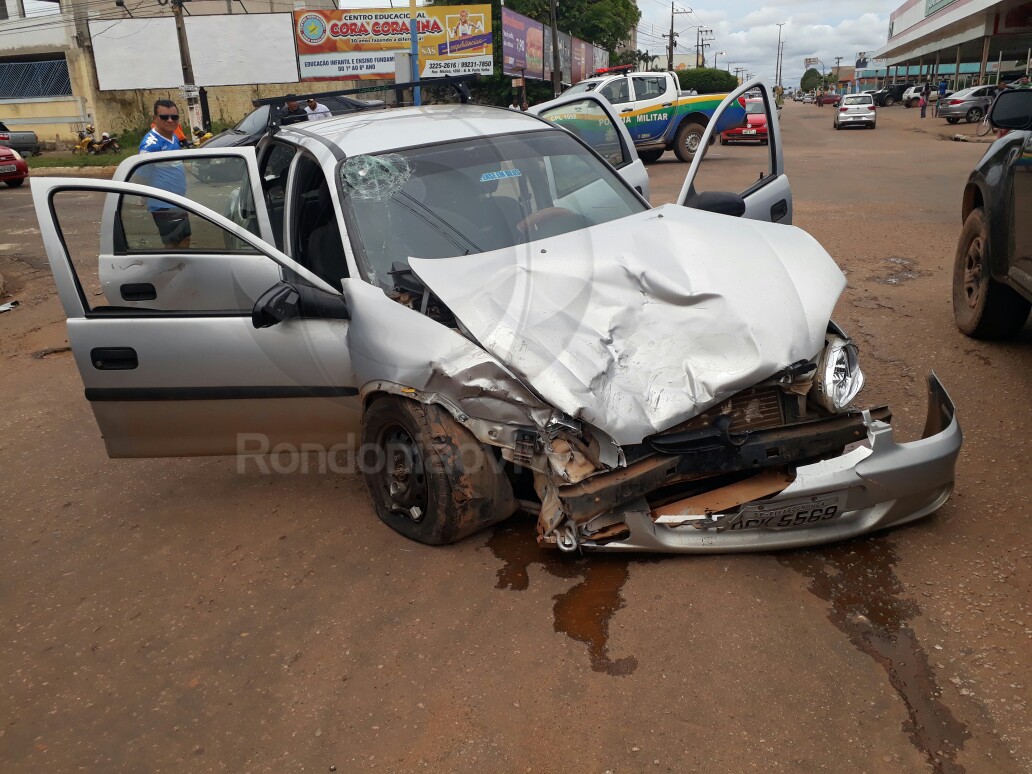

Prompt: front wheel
xmin=966 ymin=107 xmax=983 ymax=123
xmin=673 ymin=121 xmax=706 ymax=162
xmin=884 ymin=96 xmax=895 ymax=107
xmin=361 ymin=397 xmax=516 ymax=545
xmin=5 ymin=178 xmax=25 ymax=188
xmin=946 ymin=117 xmax=959 ymax=124
xmin=952 ymin=208 xmax=1031 ymax=338
xmin=637 ymin=149 xmax=664 ymax=164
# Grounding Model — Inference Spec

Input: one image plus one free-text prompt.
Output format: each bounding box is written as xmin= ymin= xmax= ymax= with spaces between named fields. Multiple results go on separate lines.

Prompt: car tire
xmin=638 ymin=149 xmax=665 ymax=163
xmin=946 ymin=117 xmax=959 ymax=124
xmin=952 ymin=208 xmax=1032 ymax=339
xmin=719 ymin=136 xmax=728 ymax=145
xmin=5 ymin=178 xmax=25 ymax=187
xmin=966 ymin=107 xmax=983 ymax=123
xmin=361 ymin=396 xmax=516 ymax=545
xmin=884 ymin=96 xmax=895 ymax=107
xmin=673 ymin=121 xmax=706 ymax=162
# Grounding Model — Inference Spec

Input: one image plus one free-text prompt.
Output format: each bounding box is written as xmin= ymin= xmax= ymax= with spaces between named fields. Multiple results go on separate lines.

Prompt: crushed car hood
xmin=409 ymin=204 xmax=846 ymax=446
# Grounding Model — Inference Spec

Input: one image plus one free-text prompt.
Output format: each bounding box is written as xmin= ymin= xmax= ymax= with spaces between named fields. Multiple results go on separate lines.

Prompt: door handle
xmin=120 ymin=283 xmax=156 ymax=301
xmin=90 ymin=347 xmax=138 ymax=370
xmin=662 ymin=102 xmax=673 ymax=107
xmin=770 ymin=199 xmax=789 ymax=222
xmin=621 ymin=108 xmax=633 ymax=113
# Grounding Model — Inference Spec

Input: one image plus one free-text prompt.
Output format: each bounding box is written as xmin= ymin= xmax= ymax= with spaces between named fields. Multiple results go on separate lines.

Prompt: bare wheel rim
xmin=963 ymin=233 xmax=987 ymax=310
xmin=376 ymin=422 xmax=428 ymax=522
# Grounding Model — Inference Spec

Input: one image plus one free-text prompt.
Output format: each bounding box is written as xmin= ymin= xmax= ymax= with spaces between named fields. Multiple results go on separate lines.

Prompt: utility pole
xmin=665 ymin=5 xmax=691 ymax=72
xmin=834 ymin=55 xmax=843 ymax=87
xmin=695 ymin=27 xmax=711 ymax=68
xmin=775 ymin=22 xmax=784 ymax=88
xmin=550 ymin=0 xmax=561 ymax=96
xmin=171 ymin=0 xmax=202 ymax=142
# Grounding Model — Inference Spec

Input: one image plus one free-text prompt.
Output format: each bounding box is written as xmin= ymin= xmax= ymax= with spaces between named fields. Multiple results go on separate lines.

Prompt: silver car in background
xmin=833 ymin=93 xmax=877 ymax=129
xmin=938 ymin=85 xmax=999 ymax=124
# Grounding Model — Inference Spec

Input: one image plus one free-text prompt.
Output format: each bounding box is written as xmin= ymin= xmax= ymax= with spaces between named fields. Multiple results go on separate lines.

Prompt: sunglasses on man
xmin=156 ymin=114 xmax=180 ymax=121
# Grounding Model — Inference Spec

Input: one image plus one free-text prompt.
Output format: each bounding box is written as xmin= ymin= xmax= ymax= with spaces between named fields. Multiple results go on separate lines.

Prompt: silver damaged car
xmin=31 ymin=81 xmax=962 ymax=553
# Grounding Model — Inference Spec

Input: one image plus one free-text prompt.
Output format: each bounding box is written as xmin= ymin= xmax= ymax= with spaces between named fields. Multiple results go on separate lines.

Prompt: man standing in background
xmin=138 ymin=99 xmax=191 ymax=249
xmin=305 ymin=98 xmax=331 ymax=120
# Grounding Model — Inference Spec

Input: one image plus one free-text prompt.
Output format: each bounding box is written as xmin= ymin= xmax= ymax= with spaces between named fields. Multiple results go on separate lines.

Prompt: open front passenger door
xmin=32 ymin=177 xmax=361 ymax=458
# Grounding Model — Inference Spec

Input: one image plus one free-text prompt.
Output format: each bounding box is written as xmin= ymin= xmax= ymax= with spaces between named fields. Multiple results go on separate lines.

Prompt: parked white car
xmin=30 ymin=80 xmax=961 ymax=554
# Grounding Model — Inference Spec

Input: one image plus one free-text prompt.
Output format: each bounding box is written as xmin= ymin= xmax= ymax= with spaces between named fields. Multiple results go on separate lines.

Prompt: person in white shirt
xmin=305 ymin=98 xmax=331 ymax=121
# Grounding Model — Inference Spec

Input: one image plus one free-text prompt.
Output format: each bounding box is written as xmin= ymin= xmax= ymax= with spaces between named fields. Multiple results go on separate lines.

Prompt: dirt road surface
xmin=2 ymin=103 xmax=1030 ymax=773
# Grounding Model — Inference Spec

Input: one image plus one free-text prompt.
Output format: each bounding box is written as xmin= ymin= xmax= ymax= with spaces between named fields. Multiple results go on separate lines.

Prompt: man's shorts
xmin=151 ymin=209 xmax=192 ymax=246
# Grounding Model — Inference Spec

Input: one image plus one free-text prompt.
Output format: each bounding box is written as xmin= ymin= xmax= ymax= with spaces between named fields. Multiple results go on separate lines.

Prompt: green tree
xmin=676 ymin=68 xmax=738 ymax=94
xmin=800 ymin=67 xmax=822 ymax=92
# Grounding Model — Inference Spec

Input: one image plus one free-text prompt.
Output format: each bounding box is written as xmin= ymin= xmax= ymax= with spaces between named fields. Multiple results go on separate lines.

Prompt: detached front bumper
xmin=576 ymin=373 xmax=961 ymax=553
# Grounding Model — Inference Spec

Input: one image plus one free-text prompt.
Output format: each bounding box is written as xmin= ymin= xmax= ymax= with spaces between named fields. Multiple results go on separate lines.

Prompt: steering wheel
xmin=515 ymin=207 xmax=585 ymax=238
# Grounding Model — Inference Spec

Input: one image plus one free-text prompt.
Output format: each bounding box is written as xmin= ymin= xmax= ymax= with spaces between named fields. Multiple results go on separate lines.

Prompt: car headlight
xmin=9 ymin=148 xmax=23 ymax=161
xmin=813 ymin=335 xmax=865 ymax=412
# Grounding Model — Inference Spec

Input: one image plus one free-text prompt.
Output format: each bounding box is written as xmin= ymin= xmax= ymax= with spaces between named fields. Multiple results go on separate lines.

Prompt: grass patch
xmin=27 ymin=149 xmax=135 ymax=168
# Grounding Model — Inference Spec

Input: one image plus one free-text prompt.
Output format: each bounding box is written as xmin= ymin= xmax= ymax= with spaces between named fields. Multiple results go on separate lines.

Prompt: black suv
xmin=872 ymin=82 xmax=913 ymax=107
xmin=952 ymin=88 xmax=1032 ymax=338
xmin=202 ymin=94 xmax=385 ymax=148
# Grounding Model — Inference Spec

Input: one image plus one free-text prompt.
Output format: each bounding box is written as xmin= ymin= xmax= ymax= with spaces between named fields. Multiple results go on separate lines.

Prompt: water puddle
xmin=486 ymin=520 xmax=642 ymax=676
xmin=781 ymin=539 xmax=969 ymax=773
xmin=870 ymin=256 xmax=932 ymax=286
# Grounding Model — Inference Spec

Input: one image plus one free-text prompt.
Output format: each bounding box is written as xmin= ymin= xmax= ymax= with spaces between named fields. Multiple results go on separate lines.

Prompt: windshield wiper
xmin=392 ymin=191 xmax=483 ymax=254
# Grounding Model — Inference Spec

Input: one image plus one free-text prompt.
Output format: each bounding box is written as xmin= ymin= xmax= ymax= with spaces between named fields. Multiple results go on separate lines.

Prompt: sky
xmin=634 ymin=0 xmax=901 ymax=87
xmin=18 ymin=0 xmax=899 ymax=88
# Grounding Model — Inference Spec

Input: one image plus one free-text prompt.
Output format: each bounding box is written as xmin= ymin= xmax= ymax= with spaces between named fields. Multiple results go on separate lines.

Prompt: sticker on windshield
xmin=479 ymin=169 xmax=521 ymax=183
xmin=340 ymin=154 xmax=411 ymax=201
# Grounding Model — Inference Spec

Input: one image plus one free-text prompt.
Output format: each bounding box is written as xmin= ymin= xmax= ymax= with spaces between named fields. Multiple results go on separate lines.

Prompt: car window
xmin=537 ymin=97 xmax=630 ymax=168
xmin=598 ymin=78 xmax=630 ymax=105
xmin=122 ymin=156 xmax=264 ymax=251
xmin=632 ymin=76 xmax=666 ymax=100
xmin=338 ymin=130 xmax=646 ymax=290
xmin=52 ymin=189 xmax=280 ymax=313
xmin=234 ymin=105 xmax=271 ymax=135
xmin=289 ymin=154 xmax=349 ymax=288
xmin=258 ymin=142 xmax=297 ymax=250
xmin=745 ymin=100 xmax=766 ymax=113
xmin=564 ymin=81 xmax=599 ymax=95
xmin=842 ymin=95 xmax=872 ymax=106
xmin=0 ymin=121 xmax=8 ymax=131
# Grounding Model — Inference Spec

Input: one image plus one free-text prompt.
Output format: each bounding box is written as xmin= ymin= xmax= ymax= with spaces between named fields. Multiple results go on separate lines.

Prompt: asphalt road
xmin=1 ymin=102 xmax=1030 ymax=774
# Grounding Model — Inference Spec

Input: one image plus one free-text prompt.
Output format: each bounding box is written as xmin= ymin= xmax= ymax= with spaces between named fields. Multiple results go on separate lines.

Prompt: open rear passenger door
xmin=676 ymin=79 xmax=792 ymax=224
xmin=529 ymin=91 xmax=650 ymax=201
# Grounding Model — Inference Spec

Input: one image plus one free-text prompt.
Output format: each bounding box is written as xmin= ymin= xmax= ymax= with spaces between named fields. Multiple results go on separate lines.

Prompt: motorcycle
xmin=72 ymin=126 xmax=122 ymax=154
xmin=94 ymin=132 xmax=121 ymax=154
xmin=73 ymin=125 xmax=100 ymax=154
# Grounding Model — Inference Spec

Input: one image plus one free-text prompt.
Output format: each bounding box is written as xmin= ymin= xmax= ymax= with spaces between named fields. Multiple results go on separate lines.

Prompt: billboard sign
xmin=295 ymin=6 xmax=493 ymax=81
xmin=804 ymin=57 xmax=819 ymax=67
xmin=501 ymin=8 xmax=544 ymax=79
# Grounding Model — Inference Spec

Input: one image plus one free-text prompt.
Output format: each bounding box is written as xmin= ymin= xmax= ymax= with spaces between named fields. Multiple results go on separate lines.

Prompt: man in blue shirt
xmin=138 ymin=99 xmax=191 ymax=248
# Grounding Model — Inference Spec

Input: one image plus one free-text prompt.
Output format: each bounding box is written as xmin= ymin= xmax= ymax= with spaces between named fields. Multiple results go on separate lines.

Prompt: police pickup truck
xmin=563 ymin=66 xmax=746 ymax=162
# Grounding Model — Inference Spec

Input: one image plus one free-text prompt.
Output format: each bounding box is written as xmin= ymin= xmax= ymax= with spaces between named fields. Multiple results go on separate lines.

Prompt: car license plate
xmin=723 ymin=494 xmax=846 ymax=531
xmin=0 ymin=164 xmax=16 ymax=173
xmin=743 ymin=129 xmax=757 ymax=135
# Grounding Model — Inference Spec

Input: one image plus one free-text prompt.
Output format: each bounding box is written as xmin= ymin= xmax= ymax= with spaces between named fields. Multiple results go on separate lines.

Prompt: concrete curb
xmin=28 ymin=166 xmax=117 ymax=179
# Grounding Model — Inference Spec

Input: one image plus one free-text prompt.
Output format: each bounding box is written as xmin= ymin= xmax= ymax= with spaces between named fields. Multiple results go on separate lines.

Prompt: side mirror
xmin=252 ymin=282 xmax=301 ymax=328
xmin=251 ymin=281 xmax=350 ymax=329
xmin=989 ymin=89 xmax=1032 ymax=131
xmin=682 ymin=191 xmax=747 ymax=217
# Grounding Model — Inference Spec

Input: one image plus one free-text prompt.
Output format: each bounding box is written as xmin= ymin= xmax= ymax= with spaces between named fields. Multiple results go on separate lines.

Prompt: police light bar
xmin=592 ymin=64 xmax=635 ymax=76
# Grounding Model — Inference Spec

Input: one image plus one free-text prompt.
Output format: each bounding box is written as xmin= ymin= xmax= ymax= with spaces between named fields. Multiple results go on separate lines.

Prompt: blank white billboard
xmin=185 ymin=14 xmax=299 ymax=86
xmin=90 ymin=18 xmax=183 ymax=91
xmin=90 ymin=14 xmax=299 ymax=91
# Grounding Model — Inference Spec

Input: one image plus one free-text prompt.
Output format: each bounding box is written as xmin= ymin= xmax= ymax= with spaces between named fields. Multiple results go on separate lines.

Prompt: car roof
xmin=275 ymin=104 xmax=551 ymax=157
